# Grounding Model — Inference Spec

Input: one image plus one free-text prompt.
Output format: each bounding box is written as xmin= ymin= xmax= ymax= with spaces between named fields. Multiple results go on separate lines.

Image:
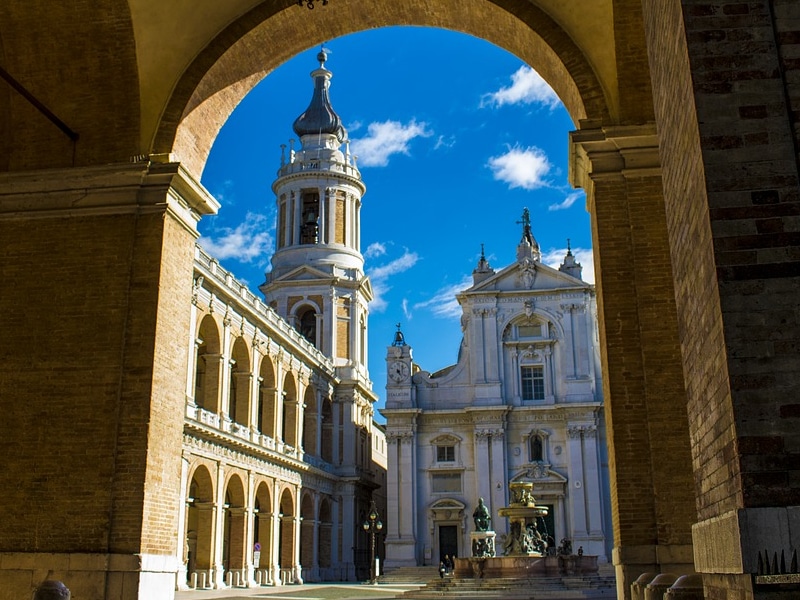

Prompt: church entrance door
xmin=438 ymin=525 xmax=458 ymax=563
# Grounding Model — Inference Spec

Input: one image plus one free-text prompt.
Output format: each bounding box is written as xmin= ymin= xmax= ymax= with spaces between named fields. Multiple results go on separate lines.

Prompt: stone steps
xmin=378 ymin=565 xmax=440 ymax=584
xmin=400 ymin=574 xmax=617 ymax=599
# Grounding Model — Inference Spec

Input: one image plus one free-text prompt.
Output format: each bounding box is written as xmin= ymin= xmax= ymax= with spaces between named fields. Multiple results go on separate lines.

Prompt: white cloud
xmin=364 ymin=242 xmax=387 ymax=259
xmin=402 ymin=298 xmax=412 ymax=320
xmin=541 ymin=247 xmax=595 ymax=285
xmin=413 ymin=275 xmax=474 ymax=319
xmin=434 ymin=134 xmax=456 ymax=151
xmin=481 ymin=66 xmax=561 ymax=110
xmin=367 ymin=250 xmax=419 ymax=313
xmin=198 ymin=212 xmax=273 ymax=264
xmin=350 ymin=119 xmax=433 ymax=167
xmin=487 ymin=146 xmax=552 ymax=190
xmin=548 ymin=191 xmax=584 ymax=211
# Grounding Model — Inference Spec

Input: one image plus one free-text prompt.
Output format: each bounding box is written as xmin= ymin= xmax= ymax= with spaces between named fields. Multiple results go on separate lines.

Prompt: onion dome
xmin=292 ymin=50 xmax=346 ymax=142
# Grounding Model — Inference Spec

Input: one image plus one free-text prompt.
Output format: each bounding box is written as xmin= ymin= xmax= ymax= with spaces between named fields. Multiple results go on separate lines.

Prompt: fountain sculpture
xmin=497 ymin=481 xmax=549 ymax=556
xmin=457 ymin=481 xmax=599 ymax=580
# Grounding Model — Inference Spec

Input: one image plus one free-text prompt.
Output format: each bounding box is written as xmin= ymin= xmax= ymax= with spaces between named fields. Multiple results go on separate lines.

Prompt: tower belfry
xmin=260 ymin=50 xmax=373 ymax=383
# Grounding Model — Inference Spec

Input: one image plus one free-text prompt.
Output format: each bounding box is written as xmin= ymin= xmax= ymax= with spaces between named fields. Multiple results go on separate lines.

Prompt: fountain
xmin=497 ymin=481 xmax=549 ymax=556
xmin=456 ymin=481 xmax=599 ymax=579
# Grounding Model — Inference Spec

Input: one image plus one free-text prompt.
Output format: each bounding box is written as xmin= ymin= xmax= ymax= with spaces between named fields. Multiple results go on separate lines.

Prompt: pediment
xmin=431 ymin=433 xmax=462 ymax=445
xmin=269 ymin=264 xmax=333 ymax=284
xmin=511 ymin=466 xmax=568 ymax=484
xmin=467 ymin=260 xmax=590 ymax=294
xmin=430 ymin=498 xmax=466 ymax=510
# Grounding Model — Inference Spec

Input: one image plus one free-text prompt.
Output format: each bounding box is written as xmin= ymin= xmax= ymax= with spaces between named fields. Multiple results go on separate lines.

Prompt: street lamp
xmin=361 ymin=501 xmax=383 ymax=584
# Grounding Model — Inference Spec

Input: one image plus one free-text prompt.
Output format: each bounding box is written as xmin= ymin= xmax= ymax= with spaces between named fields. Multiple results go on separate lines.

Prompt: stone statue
xmin=473 ymin=497 xmax=491 ymax=532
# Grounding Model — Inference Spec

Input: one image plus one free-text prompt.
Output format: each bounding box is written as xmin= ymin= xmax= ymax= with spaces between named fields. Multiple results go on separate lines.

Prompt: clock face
xmin=389 ymin=361 xmax=409 ymax=383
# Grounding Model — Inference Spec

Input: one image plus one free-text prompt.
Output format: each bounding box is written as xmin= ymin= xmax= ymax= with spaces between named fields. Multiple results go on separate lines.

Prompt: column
xmin=245 ymin=472 xmax=256 ymax=586
xmin=292 ymin=485 xmax=304 ymax=584
xmin=384 ymin=433 xmax=417 ymax=568
xmin=318 ymin=188 xmax=326 ymax=244
xmin=249 ymin=352 xmax=261 ymax=436
xmin=315 ymin=390 xmax=324 ymax=458
xmin=474 ymin=431 xmax=491 ymax=510
xmin=220 ymin=316 xmax=233 ymax=430
xmin=212 ymin=464 xmax=226 ymax=588
xmin=340 ymin=487 xmax=355 ymax=580
xmin=331 ymin=496 xmax=341 ymax=577
xmin=566 ymin=425 xmax=588 ymax=542
xmin=292 ymin=189 xmax=301 ymax=246
xmin=311 ymin=494 xmax=320 ymax=581
xmin=489 ymin=431 xmax=506 ymax=533
xmin=175 ymin=455 xmax=191 ymax=590
xmin=570 ymin=126 xmax=696 ymax=596
xmin=582 ymin=425 xmax=606 ymax=558
xmin=483 ymin=307 xmax=500 ymax=382
xmin=327 ymin=187 xmax=336 ymax=245
xmin=270 ymin=480 xmax=281 ymax=586
xmin=185 ymin=299 xmax=200 ymax=408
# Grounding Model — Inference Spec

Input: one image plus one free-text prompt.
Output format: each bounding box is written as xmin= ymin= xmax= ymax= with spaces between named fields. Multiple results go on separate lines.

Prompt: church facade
xmin=175 ymin=51 xmax=386 ymax=590
xmin=382 ymin=212 xmax=611 ymax=568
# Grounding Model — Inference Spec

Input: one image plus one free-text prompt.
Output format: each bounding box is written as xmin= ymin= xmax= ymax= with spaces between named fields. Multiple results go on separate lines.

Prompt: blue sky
xmin=199 ymin=26 xmax=593 ymax=417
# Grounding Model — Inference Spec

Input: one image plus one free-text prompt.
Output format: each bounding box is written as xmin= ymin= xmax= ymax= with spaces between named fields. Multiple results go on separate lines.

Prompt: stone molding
xmin=0 ymin=161 xmax=220 ymax=235
xmin=568 ymin=123 xmax=661 ymax=190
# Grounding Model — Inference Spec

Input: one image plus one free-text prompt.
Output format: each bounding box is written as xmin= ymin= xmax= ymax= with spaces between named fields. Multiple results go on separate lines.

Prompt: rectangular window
xmin=431 ymin=472 xmax=461 ymax=493
xmin=521 ymin=365 xmax=545 ymax=401
xmin=436 ymin=445 xmax=455 ymax=462
xmin=518 ymin=324 xmax=542 ymax=338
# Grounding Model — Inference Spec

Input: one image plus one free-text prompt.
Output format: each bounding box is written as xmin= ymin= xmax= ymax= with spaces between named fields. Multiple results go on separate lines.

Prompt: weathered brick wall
xmin=590 ymin=173 xmax=695 ymax=561
xmin=0 ymin=212 xmax=141 ymax=551
xmin=0 ymin=206 xmax=193 ymax=555
xmin=643 ymin=0 xmax=800 ymax=595
xmin=0 ymin=2 xmax=139 ymax=170
xmin=644 ymin=0 xmax=800 ymax=516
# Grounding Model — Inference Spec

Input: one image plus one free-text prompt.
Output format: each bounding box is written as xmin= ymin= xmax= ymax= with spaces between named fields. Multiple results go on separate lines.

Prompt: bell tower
xmin=260 ymin=50 xmax=372 ymax=383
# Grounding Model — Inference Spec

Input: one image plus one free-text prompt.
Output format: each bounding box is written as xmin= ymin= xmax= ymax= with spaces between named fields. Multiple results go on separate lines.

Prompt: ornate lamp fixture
xmin=362 ymin=501 xmax=383 ymax=584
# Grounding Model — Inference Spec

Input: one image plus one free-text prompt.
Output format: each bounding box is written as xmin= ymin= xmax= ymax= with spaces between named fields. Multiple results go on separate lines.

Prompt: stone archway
xmin=0 ymin=2 xmax=798 ymax=600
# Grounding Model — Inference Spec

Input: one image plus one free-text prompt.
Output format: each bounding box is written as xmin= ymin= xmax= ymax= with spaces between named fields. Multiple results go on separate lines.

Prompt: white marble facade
xmin=175 ymin=51 xmax=385 ymax=590
xmin=381 ymin=212 xmax=612 ymax=568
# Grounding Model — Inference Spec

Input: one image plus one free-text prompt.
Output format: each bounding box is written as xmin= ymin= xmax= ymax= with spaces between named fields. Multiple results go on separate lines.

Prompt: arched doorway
xmin=253 ymin=481 xmax=273 ymax=586
xmin=186 ymin=465 xmax=215 ymax=589
xmin=2 ymin=3 xmax=796 ymax=600
xmin=228 ymin=337 xmax=251 ymax=430
xmin=221 ymin=474 xmax=247 ymax=587
xmin=278 ymin=488 xmax=297 ymax=584
xmin=195 ymin=315 xmax=222 ymax=413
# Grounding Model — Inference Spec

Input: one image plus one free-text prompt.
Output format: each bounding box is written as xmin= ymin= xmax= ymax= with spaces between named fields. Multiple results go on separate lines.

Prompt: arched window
xmin=297 ymin=308 xmax=317 ymax=347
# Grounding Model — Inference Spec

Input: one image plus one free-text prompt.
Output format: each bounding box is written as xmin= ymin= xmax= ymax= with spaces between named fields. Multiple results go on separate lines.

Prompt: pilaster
xmin=0 ymin=161 xmax=218 ymax=600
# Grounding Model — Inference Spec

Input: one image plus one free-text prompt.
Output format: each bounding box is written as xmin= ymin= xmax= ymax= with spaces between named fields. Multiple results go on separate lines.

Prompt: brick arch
xmin=154 ymin=0 xmax=613 ymax=178
xmin=186 ymin=464 xmax=216 ymax=576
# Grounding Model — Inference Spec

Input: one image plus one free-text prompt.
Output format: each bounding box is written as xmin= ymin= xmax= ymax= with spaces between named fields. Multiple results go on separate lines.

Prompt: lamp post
xmin=361 ymin=501 xmax=383 ymax=584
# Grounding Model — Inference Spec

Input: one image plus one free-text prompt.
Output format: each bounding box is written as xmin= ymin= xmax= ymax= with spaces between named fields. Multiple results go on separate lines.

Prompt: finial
xmin=480 ymin=243 xmax=485 ymax=260
xmin=516 ymin=207 xmax=533 ymax=245
xmin=566 ymin=238 xmax=572 ymax=255
xmin=317 ymin=46 xmax=327 ymax=68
